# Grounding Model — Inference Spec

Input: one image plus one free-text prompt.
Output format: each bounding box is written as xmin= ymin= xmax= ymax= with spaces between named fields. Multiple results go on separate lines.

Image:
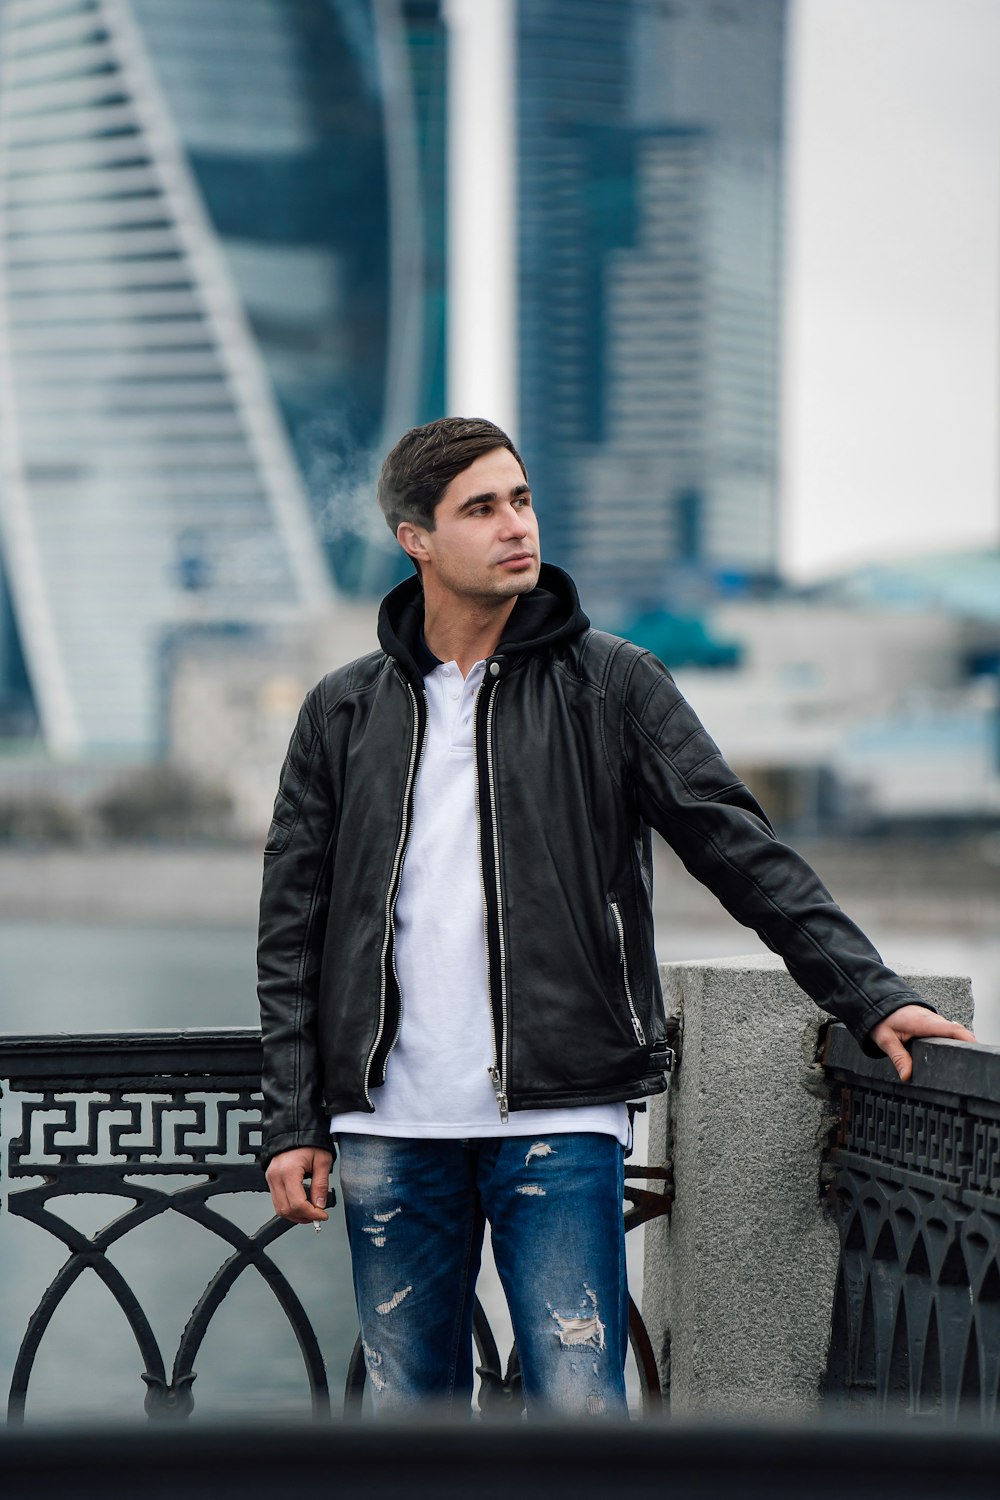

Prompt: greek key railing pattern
xmin=0 ymin=1031 xmax=331 ymax=1424
xmin=12 ymin=1088 xmax=263 ymax=1170
xmin=823 ymin=1026 xmax=1000 ymax=1423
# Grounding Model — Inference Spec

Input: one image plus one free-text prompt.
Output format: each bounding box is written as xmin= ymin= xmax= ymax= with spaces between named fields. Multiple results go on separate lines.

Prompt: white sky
xmin=783 ymin=0 xmax=1000 ymax=580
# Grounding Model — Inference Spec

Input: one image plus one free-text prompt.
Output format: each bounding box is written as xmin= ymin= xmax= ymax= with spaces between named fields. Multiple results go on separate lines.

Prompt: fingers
xmin=309 ymin=1153 xmax=332 ymax=1212
xmin=901 ymin=1009 xmax=976 ymax=1044
xmin=880 ymin=1036 xmax=913 ymax=1083
xmin=869 ymin=1015 xmax=913 ymax=1081
xmin=265 ymin=1148 xmax=333 ymax=1224
xmin=265 ymin=1156 xmax=311 ymax=1222
xmin=871 ymin=1003 xmax=977 ymax=1084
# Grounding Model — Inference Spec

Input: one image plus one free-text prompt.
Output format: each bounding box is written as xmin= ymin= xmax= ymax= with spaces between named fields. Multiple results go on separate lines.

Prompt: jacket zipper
xmin=478 ymin=671 xmax=509 ymax=1122
xmin=364 ymin=678 xmax=421 ymax=1107
xmin=610 ymin=898 xmax=646 ymax=1046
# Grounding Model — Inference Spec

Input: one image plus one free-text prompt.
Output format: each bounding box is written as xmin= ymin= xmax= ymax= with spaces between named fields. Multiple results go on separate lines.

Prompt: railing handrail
xmin=823 ymin=1024 xmax=1000 ymax=1101
xmin=0 ymin=1028 xmax=262 ymax=1083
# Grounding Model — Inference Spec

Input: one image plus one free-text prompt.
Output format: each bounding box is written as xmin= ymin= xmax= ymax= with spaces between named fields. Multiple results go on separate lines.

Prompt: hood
xmin=377 ymin=563 xmax=590 ymax=687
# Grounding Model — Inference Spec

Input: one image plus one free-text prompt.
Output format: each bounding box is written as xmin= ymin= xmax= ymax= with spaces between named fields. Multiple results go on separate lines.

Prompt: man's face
xmin=400 ymin=447 xmax=541 ymax=603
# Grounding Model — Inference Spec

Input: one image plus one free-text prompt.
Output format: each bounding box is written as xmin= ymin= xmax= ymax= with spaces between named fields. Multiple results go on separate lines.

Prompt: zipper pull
xmin=488 ymin=1066 xmax=509 ymax=1123
xmin=632 ymin=1016 xmax=647 ymax=1047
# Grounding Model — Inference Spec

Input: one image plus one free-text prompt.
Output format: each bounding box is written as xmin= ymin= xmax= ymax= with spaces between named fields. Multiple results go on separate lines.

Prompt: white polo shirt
xmin=330 ymin=655 xmax=629 ymax=1143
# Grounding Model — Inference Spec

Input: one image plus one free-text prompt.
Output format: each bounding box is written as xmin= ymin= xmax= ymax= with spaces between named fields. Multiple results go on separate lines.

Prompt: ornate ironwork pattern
xmin=823 ymin=1026 xmax=1000 ymax=1423
xmin=11 ymin=1087 xmax=263 ymax=1170
xmin=0 ymin=1031 xmax=329 ymax=1424
xmin=1 ymin=1031 xmax=673 ymax=1424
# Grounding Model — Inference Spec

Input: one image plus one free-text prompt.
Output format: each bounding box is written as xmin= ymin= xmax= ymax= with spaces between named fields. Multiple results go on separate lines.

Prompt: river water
xmin=2 ymin=845 xmax=998 ymax=1424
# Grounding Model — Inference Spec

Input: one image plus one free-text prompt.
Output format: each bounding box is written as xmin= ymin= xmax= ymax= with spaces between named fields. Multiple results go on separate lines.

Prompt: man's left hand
xmin=870 ymin=1004 xmax=976 ymax=1082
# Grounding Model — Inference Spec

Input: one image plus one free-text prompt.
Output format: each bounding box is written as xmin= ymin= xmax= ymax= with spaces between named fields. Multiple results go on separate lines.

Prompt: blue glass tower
xmin=516 ymin=0 xmax=786 ymax=620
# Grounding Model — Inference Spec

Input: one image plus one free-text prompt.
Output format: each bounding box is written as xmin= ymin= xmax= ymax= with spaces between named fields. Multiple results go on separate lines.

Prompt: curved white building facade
xmin=0 ymin=0 xmax=333 ymax=754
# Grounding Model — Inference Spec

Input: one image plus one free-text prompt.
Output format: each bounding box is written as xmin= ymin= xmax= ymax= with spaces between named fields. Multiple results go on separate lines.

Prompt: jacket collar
xmin=377 ymin=563 xmax=590 ymax=688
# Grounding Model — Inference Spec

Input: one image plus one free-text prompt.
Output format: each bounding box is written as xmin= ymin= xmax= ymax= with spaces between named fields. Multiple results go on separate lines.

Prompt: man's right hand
xmin=265 ymin=1146 xmax=334 ymax=1224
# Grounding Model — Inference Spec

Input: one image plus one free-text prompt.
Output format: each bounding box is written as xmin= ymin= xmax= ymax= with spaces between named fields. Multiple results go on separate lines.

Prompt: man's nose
xmin=500 ymin=503 xmax=529 ymax=537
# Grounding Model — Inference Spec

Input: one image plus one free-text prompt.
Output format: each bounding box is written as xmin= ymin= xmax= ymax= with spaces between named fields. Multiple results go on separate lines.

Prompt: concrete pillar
xmin=642 ymin=954 xmax=975 ymax=1417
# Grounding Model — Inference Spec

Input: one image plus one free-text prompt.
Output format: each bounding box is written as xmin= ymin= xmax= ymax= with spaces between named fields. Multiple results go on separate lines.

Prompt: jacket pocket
xmin=607 ymin=895 xmax=646 ymax=1047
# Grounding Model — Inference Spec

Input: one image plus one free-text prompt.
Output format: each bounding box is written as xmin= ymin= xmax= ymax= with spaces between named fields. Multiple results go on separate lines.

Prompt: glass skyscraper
xmin=131 ymin=0 xmax=448 ymax=594
xmin=516 ymin=0 xmax=786 ymax=621
xmin=0 ymin=0 xmax=447 ymax=752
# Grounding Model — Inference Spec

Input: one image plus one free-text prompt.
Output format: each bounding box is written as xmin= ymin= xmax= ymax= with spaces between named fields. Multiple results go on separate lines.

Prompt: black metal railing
xmin=0 ymin=1029 xmax=333 ymax=1423
xmin=0 ymin=1030 xmax=671 ymax=1424
xmin=822 ymin=1025 xmax=1000 ymax=1422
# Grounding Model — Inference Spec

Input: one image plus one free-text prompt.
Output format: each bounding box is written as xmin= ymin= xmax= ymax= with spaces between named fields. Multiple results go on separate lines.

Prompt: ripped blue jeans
xmin=336 ymin=1132 xmax=628 ymax=1418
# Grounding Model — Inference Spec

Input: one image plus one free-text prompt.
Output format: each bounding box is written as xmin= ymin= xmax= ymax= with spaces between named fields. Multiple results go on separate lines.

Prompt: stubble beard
xmin=485 ymin=559 xmax=540 ymax=601
xmin=429 ymin=554 xmax=541 ymax=610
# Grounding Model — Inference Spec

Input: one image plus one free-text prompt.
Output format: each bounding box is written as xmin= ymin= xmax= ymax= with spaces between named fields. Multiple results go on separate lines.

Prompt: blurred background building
xmin=0 ymin=0 xmax=997 ymax=844
xmin=672 ymin=549 xmax=1000 ymax=835
xmin=0 ymin=0 xmax=787 ymax=769
xmin=0 ymin=0 xmax=447 ymax=761
xmin=518 ymin=0 xmax=785 ymax=622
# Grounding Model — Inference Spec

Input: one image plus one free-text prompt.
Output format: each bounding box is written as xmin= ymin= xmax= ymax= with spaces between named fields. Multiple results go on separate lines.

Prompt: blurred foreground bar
xmin=2 ymin=1421 xmax=1000 ymax=1500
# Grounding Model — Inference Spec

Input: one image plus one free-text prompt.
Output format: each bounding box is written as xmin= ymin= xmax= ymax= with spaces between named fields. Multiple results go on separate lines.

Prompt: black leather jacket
xmin=257 ymin=564 xmax=929 ymax=1168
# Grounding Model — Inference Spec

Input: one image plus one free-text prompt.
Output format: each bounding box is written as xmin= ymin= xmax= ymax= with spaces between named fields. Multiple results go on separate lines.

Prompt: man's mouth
xmin=498 ymin=552 xmax=535 ymax=566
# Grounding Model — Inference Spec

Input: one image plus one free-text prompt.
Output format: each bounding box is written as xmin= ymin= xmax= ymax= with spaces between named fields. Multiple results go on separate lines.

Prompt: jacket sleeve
xmin=257 ymin=682 xmax=338 ymax=1171
xmin=617 ymin=647 xmax=934 ymax=1044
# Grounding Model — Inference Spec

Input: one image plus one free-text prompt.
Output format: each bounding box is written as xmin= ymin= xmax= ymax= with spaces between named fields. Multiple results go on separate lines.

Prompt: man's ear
xmin=396 ymin=521 xmax=429 ymax=567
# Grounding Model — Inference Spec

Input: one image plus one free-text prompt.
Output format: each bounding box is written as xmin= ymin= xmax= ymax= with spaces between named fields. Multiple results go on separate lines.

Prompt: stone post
xmin=642 ymin=954 xmax=975 ymax=1417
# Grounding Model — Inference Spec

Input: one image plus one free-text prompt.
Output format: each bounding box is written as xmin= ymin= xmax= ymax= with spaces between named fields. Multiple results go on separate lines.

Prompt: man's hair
xmin=376 ymin=416 xmax=527 ymax=535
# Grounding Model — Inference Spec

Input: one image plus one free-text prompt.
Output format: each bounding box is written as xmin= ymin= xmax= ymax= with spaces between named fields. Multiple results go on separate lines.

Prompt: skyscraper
xmin=0 ymin=0 xmax=447 ymax=753
xmin=516 ymin=0 xmax=786 ymax=620
xmin=0 ymin=0 xmax=785 ymax=754
xmin=131 ymin=0 xmax=448 ymax=594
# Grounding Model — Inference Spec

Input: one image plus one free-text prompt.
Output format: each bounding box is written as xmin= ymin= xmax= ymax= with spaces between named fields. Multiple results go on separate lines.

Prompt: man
xmin=258 ymin=416 xmax=973 ymax=1418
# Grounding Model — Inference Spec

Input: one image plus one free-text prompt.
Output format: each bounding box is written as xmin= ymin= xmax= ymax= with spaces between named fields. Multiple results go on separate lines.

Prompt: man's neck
xmin=422 ymin=594 xmax=519 ymax=678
